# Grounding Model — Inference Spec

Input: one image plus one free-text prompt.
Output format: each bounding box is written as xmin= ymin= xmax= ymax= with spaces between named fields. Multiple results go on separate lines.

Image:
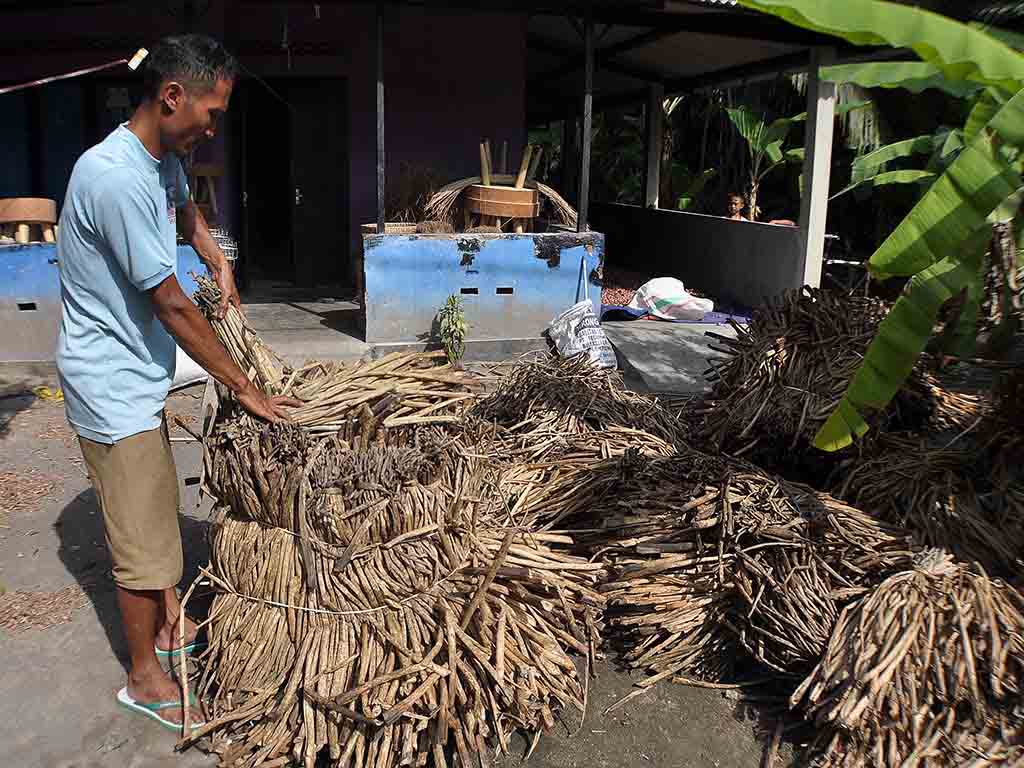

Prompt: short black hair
xmin=141 ymin=34 xmax=238 ymax=100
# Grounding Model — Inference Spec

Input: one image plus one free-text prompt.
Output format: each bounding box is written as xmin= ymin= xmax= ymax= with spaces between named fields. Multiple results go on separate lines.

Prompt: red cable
xmin=0 ymin=58 xmax=130 ymax=96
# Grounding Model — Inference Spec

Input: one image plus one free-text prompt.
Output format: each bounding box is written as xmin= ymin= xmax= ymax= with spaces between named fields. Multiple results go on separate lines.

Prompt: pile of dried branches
xmin=836 ymin=433 xmax=1024 ymax=577
xmin=512 ymin=450 xmax=914 ymax=685
xmin=794 ymin=550 xmax=1024 ymax=767
xmin=188 ymin=419 xmax=606 ymax=768
xmin=185 ymin=294 xmax=610 ymax=768
xmin=195 ymin=276 xmax=480 ymax=435
xmin=468 ymin=355 xmax=688 ymax=459
xmin=698 ymin=288 xmax=976 ymax=468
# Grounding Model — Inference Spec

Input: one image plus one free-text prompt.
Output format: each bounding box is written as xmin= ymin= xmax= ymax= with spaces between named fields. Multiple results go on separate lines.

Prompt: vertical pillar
xmin=577 ymin=11 xmax=594 ymax=233
xmin=797 ymin=47 xmax=836 ymax=288
xmin=376 ymin=3 xmax=386 ymax=234
xmin=644 ymin=83 xmax=664 ymax=209
xmin=562 ymin=111 xmax=578 ymax=206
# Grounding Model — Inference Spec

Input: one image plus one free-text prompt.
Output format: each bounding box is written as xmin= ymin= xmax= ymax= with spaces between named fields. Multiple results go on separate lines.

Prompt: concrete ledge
xmin=369 ymin=337 xmax=550 ymax=362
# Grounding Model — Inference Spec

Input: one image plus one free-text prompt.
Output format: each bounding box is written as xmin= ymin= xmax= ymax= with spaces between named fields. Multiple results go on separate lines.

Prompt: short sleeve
xmin=171 ymin=156 xmax=190 ymax=208
xmin=93 ymin=169 xmax=175 ymax=292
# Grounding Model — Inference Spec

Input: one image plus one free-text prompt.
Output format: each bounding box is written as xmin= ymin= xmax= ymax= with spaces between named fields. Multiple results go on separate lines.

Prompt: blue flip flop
xmin=154 ymin=640 xmax=207 ymax=659
xmin=116 ymin=687 xmax=205 ymax=732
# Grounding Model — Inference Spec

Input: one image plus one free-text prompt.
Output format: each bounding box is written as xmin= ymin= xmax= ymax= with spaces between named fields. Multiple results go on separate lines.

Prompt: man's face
xmin=160 ymin=77 xmax=233 ymax=155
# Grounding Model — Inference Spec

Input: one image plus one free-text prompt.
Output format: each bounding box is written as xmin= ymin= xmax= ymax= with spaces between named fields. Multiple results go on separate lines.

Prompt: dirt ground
xmin=0 ymin=384 xmax=771 ymax=768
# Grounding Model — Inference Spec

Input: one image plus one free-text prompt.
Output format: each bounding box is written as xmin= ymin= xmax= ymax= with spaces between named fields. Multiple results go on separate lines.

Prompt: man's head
xmin=140 ymin=34 xmax=238 ymax=155
xmin=727 ymin=193 xmax=745 ymax=218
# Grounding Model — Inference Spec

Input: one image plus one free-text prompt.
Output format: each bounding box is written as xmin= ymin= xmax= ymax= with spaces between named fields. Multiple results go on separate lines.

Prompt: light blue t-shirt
xmin=56 ymin=124 xmax=189 ymax=444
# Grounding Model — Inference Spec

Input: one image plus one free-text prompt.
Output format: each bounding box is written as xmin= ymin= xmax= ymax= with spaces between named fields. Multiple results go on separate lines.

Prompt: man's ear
xmin=162 ymin=81 xmax=186 ymax=114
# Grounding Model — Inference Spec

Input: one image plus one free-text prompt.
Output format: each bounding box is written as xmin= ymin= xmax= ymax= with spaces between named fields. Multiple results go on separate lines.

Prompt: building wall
xmin=0 ymin=2 xmax=527 ymax=270
xmin=591 ymin=203 xmax=805 ymax=309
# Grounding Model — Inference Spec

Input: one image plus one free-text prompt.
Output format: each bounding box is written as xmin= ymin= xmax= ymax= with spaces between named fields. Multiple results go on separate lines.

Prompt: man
xmin=56 ymin=34 xmax=296 ymax=730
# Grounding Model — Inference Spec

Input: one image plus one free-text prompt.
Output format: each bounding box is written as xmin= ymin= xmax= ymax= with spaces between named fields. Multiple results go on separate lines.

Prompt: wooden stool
xmin=0 ymin=198 xmax=58 ymax=244
xmin=189 ymin=162 xmax=222 ymax=222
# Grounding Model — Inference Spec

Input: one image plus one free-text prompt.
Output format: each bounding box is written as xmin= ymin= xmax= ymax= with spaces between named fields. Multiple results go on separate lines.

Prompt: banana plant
xmin=737 ymin=0 xmax=1024 ymax=451
xmin=724 ymin=106 xmax=806 ymax=220
xmin=726 ymin=101 xmax=868 ymax=219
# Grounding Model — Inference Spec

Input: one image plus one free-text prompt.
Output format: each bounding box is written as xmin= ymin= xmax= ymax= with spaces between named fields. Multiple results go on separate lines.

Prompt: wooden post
xmin=375 ymin=2 xmax=386 ymax=235
xmin=562 ymin=113 xmax=578 ymax=206
xmin=577 ymin=11 xmax=594 ymax=233
xmin=644 ymin=83 xmax=664 ymax=209
xmin=797 ymin=47 xmax=836 ymax=289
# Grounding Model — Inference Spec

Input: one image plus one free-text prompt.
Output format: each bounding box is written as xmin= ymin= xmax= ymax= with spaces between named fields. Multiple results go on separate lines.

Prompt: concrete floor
xmin=242 ymin=300 xmax=369 ymax=365
xmin=603 ymin=320 xmax=736 ymax=394
xmin=0 ymin=356 xmax=766 ymax=767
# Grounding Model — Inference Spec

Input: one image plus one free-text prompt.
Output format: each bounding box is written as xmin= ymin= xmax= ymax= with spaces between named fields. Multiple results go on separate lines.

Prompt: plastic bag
xmin=171 ymin=346 xmax=208 ymax=391
xmin=628 ymin=277 xmax=714 ymax=321
xmin=547 ymin=300 xmax=617 ymax=369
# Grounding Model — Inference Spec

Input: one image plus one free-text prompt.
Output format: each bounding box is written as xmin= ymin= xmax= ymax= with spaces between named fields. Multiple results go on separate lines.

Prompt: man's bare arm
xmin=150 ymin=274 xmax=296 ymax=421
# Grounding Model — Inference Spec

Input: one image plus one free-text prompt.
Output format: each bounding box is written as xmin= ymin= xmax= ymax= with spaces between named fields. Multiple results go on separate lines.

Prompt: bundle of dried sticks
xmin=698 ymin=287 xmax=973 ymax=465
xmin=511 ymin=450 xmax=914 ymax=685
xmin=186 ymin=415 xmax=605 ymax=768
xmin=793 ymin=550 xmax=1024 ymax=768
xmin=468 ymin=355 xmax=688 ymax=460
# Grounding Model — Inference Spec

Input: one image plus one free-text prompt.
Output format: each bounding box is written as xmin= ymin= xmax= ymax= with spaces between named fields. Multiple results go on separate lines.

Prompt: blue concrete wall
xmin=0 ymin=243 xmax=207 ymax=362
xmin=363 ymin=232 xmax=604 ymax=344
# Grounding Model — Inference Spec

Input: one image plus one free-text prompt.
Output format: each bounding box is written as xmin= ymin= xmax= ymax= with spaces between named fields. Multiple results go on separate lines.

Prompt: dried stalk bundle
xmin=195 ymin=275 xmax=480 ymax=433
xmin=515 ymin=450 xmax=913 ymax=683
xmin=279 ymin=354 xmax=480 ymax=432
xmin=189 ymin=418 xmax=607 ymax=768
xmin=423 ymin=174 xmax=577 ymax=230
xmin=468 ymin=355 xmax=688 ymax=459
xmin=837 ymin=433 xmax=1024 ymax=577
xmin=794 ymin=550 xmax=1024 ymax=768
xmin=699 ymin=288 xmax=946 ymax=466
xmin=194 ymin=277 xmax=284 ymax=394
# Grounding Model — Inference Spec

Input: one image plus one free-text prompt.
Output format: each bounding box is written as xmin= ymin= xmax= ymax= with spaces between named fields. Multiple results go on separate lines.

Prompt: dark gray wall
xmin=592 ymin=203 xmax=804 ymax=308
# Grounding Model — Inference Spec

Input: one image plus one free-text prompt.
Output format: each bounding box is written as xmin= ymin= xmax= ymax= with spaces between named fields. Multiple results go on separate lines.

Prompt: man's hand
xmin=212 ymin=260 xmax=241 ymax=319
xmin=236 ymin=383 xmax=302 ymax=423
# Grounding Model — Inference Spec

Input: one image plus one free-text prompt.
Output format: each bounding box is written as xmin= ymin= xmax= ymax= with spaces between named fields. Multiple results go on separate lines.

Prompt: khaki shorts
xmin=79 ymin=419 xmax=183 ymax=590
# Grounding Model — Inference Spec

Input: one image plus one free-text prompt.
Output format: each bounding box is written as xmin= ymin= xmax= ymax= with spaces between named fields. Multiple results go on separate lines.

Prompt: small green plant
xmin=437 ymin=295 xmax=467 ymax=365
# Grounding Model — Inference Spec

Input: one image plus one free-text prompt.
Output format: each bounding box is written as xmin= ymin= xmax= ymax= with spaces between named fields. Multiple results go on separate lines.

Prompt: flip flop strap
xmin=134 ymin=693 xmax=198 ymax=711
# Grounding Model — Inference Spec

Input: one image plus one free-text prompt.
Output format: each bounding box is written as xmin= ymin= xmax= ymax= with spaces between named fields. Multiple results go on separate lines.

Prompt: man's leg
xmin=80 ymin=423 xmax=202 ymax=725
xmin=119 ymin=587 xmax=203 ymax=724
xmin=155 ymin=587 xmax=199 ymax=653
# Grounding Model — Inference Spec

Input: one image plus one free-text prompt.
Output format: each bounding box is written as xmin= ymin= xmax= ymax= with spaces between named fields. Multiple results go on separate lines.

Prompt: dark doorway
xmin=239 ymin=77 xmax=350 ymax=297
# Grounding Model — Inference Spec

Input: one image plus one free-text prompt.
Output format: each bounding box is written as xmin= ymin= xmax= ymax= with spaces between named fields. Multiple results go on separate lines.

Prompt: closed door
xmin=288 ymin=79 xmax=349 ymax=292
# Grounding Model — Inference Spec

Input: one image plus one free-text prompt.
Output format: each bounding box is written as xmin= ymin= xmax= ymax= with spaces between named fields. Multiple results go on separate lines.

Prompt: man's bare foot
xmin=155 ymin=614 xmax=200 ymax=654
xmin=127 ymin=666 xmax=204 ymax=726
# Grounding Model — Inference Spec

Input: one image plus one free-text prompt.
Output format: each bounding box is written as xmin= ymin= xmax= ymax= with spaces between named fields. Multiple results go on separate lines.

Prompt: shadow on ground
xmin=54 ymin=489 xmax=211 ymax=669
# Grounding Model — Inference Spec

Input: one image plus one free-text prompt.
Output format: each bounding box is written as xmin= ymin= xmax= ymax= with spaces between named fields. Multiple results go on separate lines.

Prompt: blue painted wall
xmin=0 ymin=243 xmax=208 ymax=362
xmin=363 ymin=232 xmax=604 ymax=344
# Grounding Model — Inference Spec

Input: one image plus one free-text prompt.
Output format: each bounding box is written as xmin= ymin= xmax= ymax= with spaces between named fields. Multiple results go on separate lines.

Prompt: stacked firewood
xmin=795 ymin=551 xmax=1024 ymax=767
xmin=186 ymin=285 xmax=607 ymax=768
xmin=697 ymin=287 xmax=981 ymax=467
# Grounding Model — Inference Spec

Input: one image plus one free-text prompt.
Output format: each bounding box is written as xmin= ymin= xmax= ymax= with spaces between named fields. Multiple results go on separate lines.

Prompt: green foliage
xmin=737 ymin=0 xmax=1024 ymax=90
xmin=822 ymin=61 xmax=985 ymax=98
xmin=739 ymin=0 xmax=1024 ymax=451
xmin=437 ymin=295 xmax=467 ymax=365
xmin=675 ymin=168 xmax=718 ymax=210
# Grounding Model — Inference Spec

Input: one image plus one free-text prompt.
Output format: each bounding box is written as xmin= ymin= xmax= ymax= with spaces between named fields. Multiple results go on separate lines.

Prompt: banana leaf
xmin=964 ymin=88 xmax=1009 ymax=142
xmin=869 ymin=88 xmax=1024 ymax=279
xmin=813 ymin=244 xmax=986 ymax=451
xmin=737 ymin=0 xmax=1024 ymax=91
xmin=833 ymin=170 xmax=937 ymax=200
xmin=822 ymin=61 xmax=984 ymax=98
